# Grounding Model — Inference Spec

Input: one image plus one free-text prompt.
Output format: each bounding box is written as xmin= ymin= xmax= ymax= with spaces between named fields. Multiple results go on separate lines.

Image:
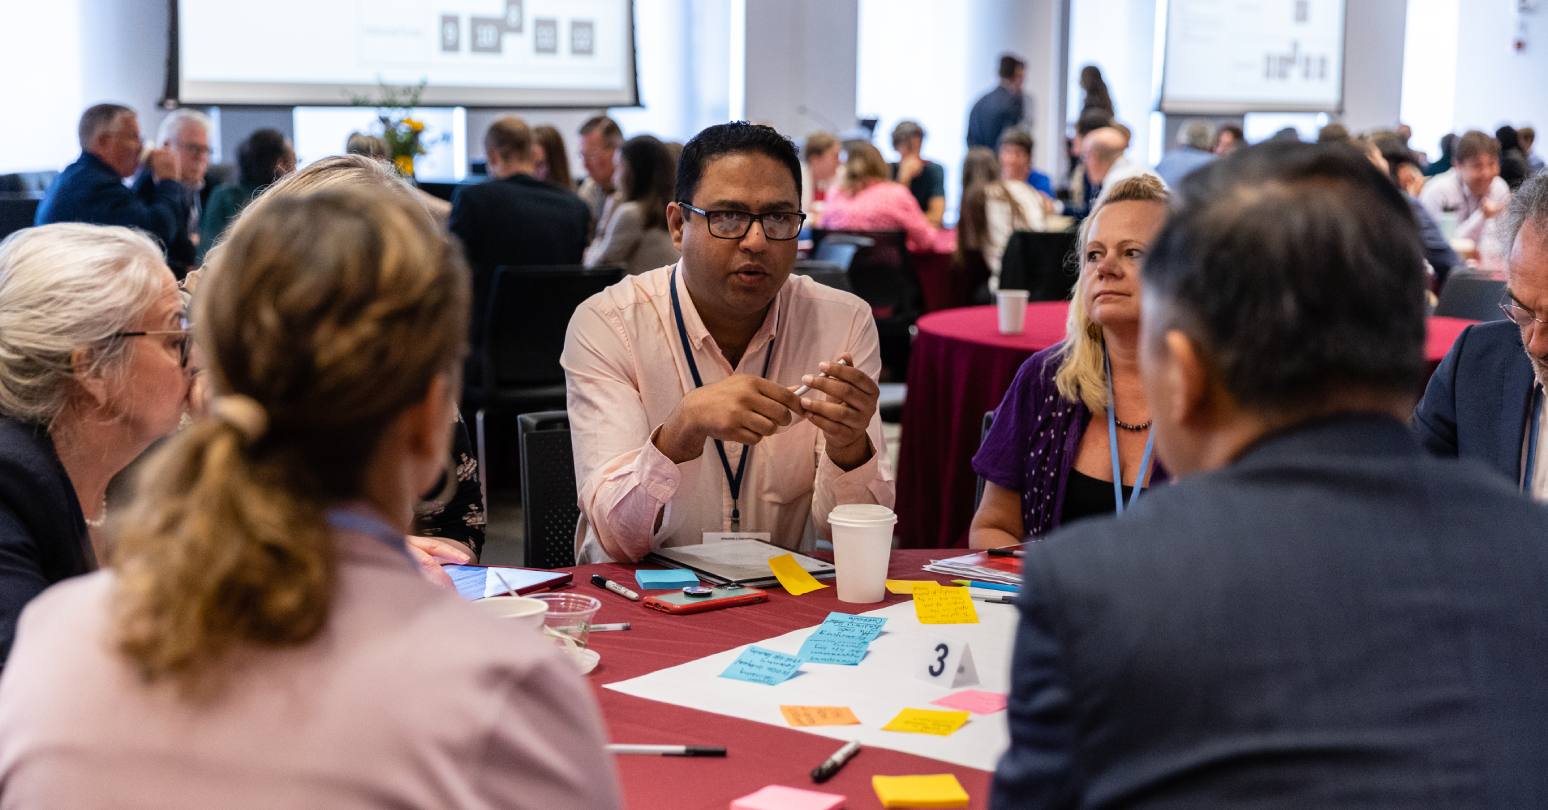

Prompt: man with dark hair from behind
xmin=562 ymin=121 xmax=895 ymax=564
xmin=1366 ymin=133 xmax=1460 ymax=285
xmin=993 ymin=142 xmax=1548 ymax=808
xmin=1415 ymin=174 xmax=1548 ymax=494
xmin=967 ymin=53 xmax=1029 ymax=151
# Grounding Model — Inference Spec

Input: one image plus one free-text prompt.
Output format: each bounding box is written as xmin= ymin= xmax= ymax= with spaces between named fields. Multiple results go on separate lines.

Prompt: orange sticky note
xmin=881 ymin=707 xmax=971 ymax=736
xmin=768 ymin=553 xmax=828 ymax=596
xmin=872 ymin=774 xmax=970 ymax=808
xmin=885 ymin=579 xmax=938 ymax=594
xmin=779 ymin=705 xmax=862 ymax=727
xmin=912 ymin=584 xmax=978 ymax=624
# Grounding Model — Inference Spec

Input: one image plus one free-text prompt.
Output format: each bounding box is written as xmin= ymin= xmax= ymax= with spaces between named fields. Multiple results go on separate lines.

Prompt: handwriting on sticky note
xmin=719 ymin=645 xmax=803 ymax=685
xmin=871 ymin=774 xmax=970 ymax=809
xmin=886 ymin=579 xmax=939 ymax=594
xmin=767 ymin=553 xmax=828 ymax=596
xmin=732 ymin=784 xmax=846 ymax=810
xmin=798 ymin=634 xmax=869 ymax=665
xmin=779 ymin=705 xmax=861 ymax=727
xmin=931 ymin=689 xmax=1008 ymax=715
xmin=912 ymin=585 xmax=979 ymax=624
xmin=817 ymin=612 xmax=887 ymax=642
xmin=881 ymin=707 xmax=971 ymax=736
xmin=634 ymin=568 xmax=700 ymax=590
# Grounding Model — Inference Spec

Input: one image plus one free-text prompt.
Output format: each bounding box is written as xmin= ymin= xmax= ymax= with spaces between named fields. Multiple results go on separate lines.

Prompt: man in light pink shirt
xmin=562 ymin=122 xmax=895 ymax=563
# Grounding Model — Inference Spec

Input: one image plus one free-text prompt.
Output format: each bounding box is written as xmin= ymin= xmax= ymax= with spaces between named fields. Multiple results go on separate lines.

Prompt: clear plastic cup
xmin=532 ymin=593 xmax=602 ymax=648
xmin=829 ymin=504 xmax=898 ymax=603
xmin=469 ymin=595 xmax=548 ymax=631
xmin=996 ymin=289 xmax=1030 ymax=334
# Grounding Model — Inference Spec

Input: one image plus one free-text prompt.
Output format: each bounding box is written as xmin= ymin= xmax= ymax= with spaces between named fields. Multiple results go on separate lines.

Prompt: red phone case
xmin=643 ymin=586 xmax=769 ymax=614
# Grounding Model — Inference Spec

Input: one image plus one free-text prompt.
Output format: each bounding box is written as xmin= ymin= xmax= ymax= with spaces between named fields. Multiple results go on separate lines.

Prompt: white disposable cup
xmin=829 ymin=504 xmax=898 ymax=603
xmin=470 ymin=596 xmax=548 ymax=631
xmin=996 ymin=289 xmax=1030 ymax=335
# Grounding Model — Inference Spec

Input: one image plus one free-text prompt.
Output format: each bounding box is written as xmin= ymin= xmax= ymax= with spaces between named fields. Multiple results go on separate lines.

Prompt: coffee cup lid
xmin=829 ymin=503 xmax=898 ymax=526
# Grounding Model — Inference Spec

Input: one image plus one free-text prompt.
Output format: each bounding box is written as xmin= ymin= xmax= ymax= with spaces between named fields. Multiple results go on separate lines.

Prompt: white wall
xmin=742 ymin=0 xmax=860 ymax=143
xmin=1448 ymin=1 xmax=1547 ymax=140
xmin=1339 ymin=0 xmax=1408 ymax=134
xmin=1067 ymin=0 xmax=1159 ymax=169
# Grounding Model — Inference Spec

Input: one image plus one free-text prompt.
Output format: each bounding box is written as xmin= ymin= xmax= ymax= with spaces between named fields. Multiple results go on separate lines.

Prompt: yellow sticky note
xmin=912 ymin=584 xmax=979 ymax=624
xmin=779 ymin=705 xmax=861 ymax=727
xmin=768 ymin=553 xmax=828 ymax=596
xmin=871 ymin=774 xmax=970 ymax=808
xmin=885 ymin=579 xmax=939 ymax=594
xmin=881 ymin=707 xmax=971 ymax=736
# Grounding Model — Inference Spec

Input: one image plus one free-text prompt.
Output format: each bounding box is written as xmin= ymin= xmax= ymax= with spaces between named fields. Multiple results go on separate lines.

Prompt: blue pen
xmin=951 ymin=579 xmax=1020 ymax=594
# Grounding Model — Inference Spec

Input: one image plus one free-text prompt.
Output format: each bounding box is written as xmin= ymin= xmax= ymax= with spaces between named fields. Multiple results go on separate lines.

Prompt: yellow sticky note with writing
xmin=871 ymin=774 xmax=970 ymax=808
xmin=912 ymin=584 xmax=978 ymax=624
xmin=885 ymin=579 xmax=939 ymax=594
xmin=881 ymin=707 xmax=971 ymax=736
xmin=779 ymin=705 xmax=861 ymax=727
xmin=768 ymin=553 xmax=828 ymax=596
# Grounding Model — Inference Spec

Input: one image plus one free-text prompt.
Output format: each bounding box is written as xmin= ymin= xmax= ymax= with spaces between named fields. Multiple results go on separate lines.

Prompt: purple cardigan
xmin=971 ymin=346 xmax=1167 ymax=538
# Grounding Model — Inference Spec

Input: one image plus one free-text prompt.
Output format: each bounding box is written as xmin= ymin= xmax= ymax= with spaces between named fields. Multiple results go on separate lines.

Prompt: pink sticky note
xmin=932 ymin=689 xmax=1009 ymax=715
xmin=731 ymin=784 xmax=846 ymax=810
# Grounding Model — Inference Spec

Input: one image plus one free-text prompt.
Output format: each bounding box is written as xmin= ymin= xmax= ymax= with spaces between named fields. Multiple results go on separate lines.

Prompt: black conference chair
xmin=813 ymin=236 xmax=869 ymax=274
xmin=999 ymin=230 xmax=1078 ymax=301
xmin=0 ymin=195 xmax=41 ymax=242
xmin=811 ymin=228 xmax=918 ymax=380
xmin=517 ymin=410 xmax=579 ymax=569
xmin=468 ymin=264 xmax=624 ymax=495
xmin=793 ymin=259 xmax=853 ymax=292
xmin=974 ymin=410 xmax=995 ymax=509
xmin=1434 ymin=272 xmax=1507 ymax=322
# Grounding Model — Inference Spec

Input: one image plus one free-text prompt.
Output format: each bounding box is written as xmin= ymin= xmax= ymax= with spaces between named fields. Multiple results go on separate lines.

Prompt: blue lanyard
xmin=1103 ymin=346 xmax=1156 ymax=514
xmin=326 ymin=506 xmax=412 ymax=561
xmin=669 ymin=267 xmax=776 ymax=531
xmin=1525 ymin=387 xmax=1543 ymax=492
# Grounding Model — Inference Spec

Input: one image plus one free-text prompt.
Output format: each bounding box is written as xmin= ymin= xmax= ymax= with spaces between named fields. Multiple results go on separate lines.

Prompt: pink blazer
xmin=0 ymin=528 xmax=620 ymax=809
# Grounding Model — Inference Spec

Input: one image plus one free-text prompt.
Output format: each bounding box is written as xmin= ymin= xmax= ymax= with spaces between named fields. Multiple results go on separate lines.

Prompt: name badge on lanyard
xmin=670 ymin=267 xmax=775 ymax=533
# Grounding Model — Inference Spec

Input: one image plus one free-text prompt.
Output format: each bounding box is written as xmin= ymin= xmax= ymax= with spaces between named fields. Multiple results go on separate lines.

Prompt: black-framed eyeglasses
xmin=1499 ymin=291 xmax=1548 ymax=334
xmin=112 ymin=316 xmax=192 ymax=368
xmin=678 ymin=202 xmax=806 ymax=241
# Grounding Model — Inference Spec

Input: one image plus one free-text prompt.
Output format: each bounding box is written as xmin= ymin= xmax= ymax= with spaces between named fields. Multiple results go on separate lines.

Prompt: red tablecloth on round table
xmin=895 ymin=304 xmax=1480 ymax=550
xmin=575 ymin=549 xmax=994 ymax=810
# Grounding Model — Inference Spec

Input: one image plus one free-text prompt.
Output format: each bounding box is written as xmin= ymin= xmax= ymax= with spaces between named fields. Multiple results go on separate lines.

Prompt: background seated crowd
xmin=0 ymin=53 xmax=1545 ymax=804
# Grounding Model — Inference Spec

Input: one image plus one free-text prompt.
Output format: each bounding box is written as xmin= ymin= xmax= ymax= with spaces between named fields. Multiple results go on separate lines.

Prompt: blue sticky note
xmin=797 ymin=634 xmax=869 ymax=665
xmin=635 ymin=568 xmax=700 ymax=590
xmin=817 ymin=612 xmax=887 ymax=643
xmin=719 ymin=645 xmax=803 ymax=685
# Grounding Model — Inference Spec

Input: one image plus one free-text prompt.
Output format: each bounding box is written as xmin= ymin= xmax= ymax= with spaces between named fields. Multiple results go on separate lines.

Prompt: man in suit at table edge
xmin=1414 ymin=173 xmax=1548 ymax=495
xmin=561 ymin=122 xmax=895 ymax=564
xmin=992 ymin=143 xmax=1548 ymax=808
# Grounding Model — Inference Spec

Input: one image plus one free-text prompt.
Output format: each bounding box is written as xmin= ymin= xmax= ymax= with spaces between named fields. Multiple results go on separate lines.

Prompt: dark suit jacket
xmin=448 ymin=174 xmax=590 ymax=343
xmin=131 ymin=168 xmax=196 ymax=277
xmin=33 ymin=152 xmax=186 ymax=255
xmin=0 ymin=418 xmax=94 ymax=667
xmin=993 ymin=416 xmax=1548 ymax=809
xmin=1413 ymin=320 xmax=1533 ymax=486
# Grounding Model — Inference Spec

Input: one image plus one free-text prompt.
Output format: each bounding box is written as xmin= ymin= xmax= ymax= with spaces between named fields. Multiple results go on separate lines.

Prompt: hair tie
xmin=212 ymin=395 xmax=268 ymax=445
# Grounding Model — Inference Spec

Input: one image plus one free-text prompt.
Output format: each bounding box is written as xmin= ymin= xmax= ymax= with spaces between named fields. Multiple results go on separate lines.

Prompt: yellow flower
xmin=404 ymin=118 xmax=425 ymax=133
xmin=394 ymin=155 xmax=416 ymax=176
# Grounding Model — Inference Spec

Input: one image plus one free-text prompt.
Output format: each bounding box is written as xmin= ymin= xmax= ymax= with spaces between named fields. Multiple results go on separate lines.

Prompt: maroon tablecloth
xmin=895 ymin=304 xmax=1480 ymax=550
xmin=574 ymin=549 xmax=994 ymax=810
xmin=912 ymin=251 xmax=980 ymax=313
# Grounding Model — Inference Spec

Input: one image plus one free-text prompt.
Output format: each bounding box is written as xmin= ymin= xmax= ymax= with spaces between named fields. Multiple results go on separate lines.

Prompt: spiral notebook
xmin=646 ymin=540 xmax=835 ymax=586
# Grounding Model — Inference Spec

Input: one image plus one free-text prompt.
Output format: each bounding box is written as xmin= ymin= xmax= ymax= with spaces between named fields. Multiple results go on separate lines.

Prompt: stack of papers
xmin=922 ymin=550 xmax=1022 ymax=586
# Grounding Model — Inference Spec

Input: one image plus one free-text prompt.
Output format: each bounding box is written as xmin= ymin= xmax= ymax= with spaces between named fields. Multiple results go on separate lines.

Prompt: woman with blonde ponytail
xmin=968 ymin=175 xmax=1172 ymax=547
xmin=0 ymin=188 xmax=620 ymax=809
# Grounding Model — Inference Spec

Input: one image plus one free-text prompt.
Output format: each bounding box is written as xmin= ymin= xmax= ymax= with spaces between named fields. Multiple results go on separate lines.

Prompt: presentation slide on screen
xmin=178 ymin=0 xmax=635 ymax=107
xmin=1161 ymin=0 xmax=1345 ymax=114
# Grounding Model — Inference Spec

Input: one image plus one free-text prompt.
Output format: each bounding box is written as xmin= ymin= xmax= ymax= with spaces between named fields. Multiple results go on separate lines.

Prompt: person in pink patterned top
xmin=819 ymin=142 xmax=944 ymax=253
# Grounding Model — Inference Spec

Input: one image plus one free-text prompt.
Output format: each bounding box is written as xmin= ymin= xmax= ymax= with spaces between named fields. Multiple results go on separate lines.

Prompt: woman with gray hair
xmin=0 ymin=223 xmax=191 ymax=664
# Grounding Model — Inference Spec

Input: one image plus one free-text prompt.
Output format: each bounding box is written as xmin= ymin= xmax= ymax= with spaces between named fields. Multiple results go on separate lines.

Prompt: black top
xmin=994 ymin=415 xmax=1548 ymax=808
xmin=1058 ymin=468 xmax=1130 ymax=528
xmin=0 ymin=417 xmax=93 ymax=666
xmin=888 ymin=160 xmax=946 ymax=215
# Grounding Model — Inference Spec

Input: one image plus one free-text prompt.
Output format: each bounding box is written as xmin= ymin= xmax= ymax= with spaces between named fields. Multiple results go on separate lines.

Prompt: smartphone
xmin=643 ymin=585 xmax=769 ymax=614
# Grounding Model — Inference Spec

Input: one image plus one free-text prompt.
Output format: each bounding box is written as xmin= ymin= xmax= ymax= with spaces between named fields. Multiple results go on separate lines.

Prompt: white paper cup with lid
xmin=828 ymin=504 xmax=898 ymax=603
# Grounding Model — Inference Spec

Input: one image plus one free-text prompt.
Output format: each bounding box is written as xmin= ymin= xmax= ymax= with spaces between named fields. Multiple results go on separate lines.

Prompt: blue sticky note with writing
xmin=817 ymin=612 xmax=888 ymax=643
xmin=635 ymin=568 xmax=700 ymax=590
xmin=797 ymin=634 xmax=869 ymax=665
xmin=719 ymin=645 xmax=803 ymax=685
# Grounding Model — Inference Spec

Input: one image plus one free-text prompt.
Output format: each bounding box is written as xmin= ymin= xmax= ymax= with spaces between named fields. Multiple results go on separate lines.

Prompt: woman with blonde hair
xmin=0 ymin=188 xmax=620 ymax=808
xmin=819 ymin=141 xmax=942 ymax=252
xmin=0 ymin=224 xmax=191 ymax=664
xmin=969 ymin=174 xmax=1170 ymax=547
xmin=198 ymin=154 xmax=486 ymax=581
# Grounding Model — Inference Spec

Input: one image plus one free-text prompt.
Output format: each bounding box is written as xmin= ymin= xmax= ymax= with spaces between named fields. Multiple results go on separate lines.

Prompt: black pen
xmin=986 ymin=547 xmax=1024 ymax=558
xmin=591 ymin=573 xmax=641 ymax=601
xmin=810 ymin=739 xmax=860 ymax=783
xmin=607 ymin=744 xmax=725 ymax=757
